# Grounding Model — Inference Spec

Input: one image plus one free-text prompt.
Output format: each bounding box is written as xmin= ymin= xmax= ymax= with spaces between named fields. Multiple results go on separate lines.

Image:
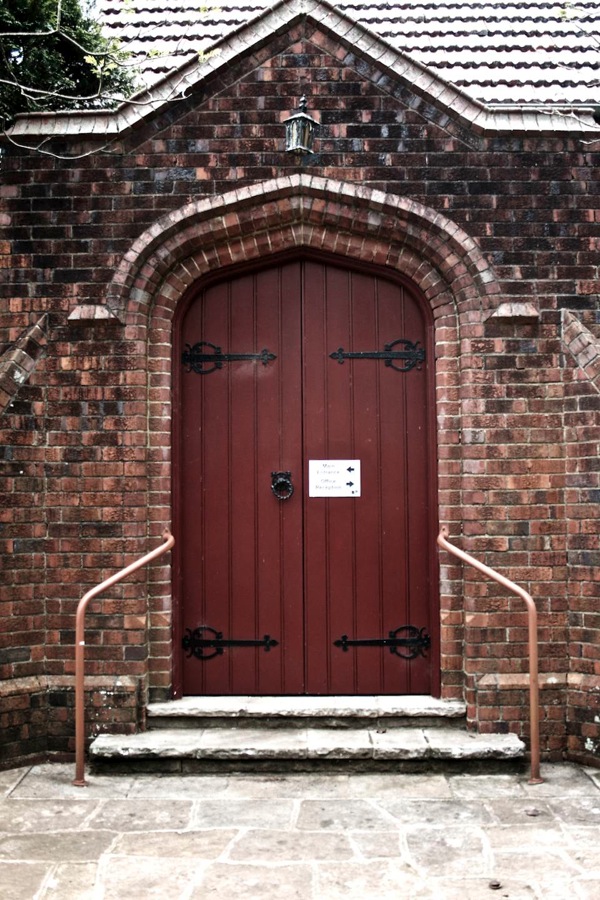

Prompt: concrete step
xmin=89 ymin=725 xmax=524 ymax=773
xmin=146 ymin=695 xmax=468 ymax=730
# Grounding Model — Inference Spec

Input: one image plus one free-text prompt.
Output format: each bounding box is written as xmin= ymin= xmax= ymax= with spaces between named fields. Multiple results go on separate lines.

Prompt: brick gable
xmin=1 ymin=10 xmax=599 ymax=769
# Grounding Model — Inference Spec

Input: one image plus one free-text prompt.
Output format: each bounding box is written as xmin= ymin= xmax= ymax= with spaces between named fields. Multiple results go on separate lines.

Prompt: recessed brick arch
xmin=137 ymin=175 xmax=500 ymax=703
xmin=108 ymin=174 xmax=499 ymax=327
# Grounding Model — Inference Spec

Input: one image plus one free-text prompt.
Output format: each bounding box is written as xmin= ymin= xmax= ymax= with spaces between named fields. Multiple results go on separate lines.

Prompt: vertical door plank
xmin=180 ymin=279 xmax=231 ymax=694
xmin=321 ymin=263 xmax=358 ymax=694
xmin=348 ymin=270 xmax=386 ymax=694
xmin=228 ymin=272 xmax=260 ymax=693
xmin=375 ymin=277 xmax=412 ymax=693
xmin=253 ymin=262 xmax=304 ymax=693
xmin=302 ymin=260 xmax=332 ymax=693
xmin=399 ymin=290 xmax=434 ymax=693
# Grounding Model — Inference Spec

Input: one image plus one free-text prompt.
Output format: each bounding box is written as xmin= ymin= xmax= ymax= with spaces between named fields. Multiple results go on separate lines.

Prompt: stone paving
xmin=0 ymin=761 xmax=599 ymax=899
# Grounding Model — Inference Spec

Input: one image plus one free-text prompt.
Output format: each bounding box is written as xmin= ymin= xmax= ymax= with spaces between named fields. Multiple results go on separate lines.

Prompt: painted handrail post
xmin=73 ymin=530 xmax=175 ymax=787
xmin=437 ymin=526 xmax=543 ymax=785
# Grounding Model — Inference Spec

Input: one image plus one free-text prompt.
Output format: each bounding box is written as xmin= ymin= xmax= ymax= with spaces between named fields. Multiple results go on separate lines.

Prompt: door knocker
xmin=271 ymin=471 xmax=294 ymax=501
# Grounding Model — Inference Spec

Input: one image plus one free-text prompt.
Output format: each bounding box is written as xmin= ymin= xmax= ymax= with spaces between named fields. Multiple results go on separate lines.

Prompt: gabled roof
xmin=9 ymin=0 xmax=600 ymax=143
xmin=100 ymin=0 xmax=600 ymax=105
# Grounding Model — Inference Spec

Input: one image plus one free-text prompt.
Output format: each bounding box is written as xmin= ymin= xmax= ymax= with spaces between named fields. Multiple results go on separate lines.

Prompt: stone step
xmin=90 ymin=697 xmax=525 ymax=774
xmin=89 ymin=724 xmax=524 ymax=774
xmin=146 ymin=695 xmax=468 ymax=730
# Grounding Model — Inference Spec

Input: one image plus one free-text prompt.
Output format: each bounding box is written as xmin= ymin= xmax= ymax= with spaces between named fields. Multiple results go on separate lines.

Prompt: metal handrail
xmin=437 ymin=526 xmax=543 ymax=784
xmin=73 ymin=529 xmax=175 ymax=786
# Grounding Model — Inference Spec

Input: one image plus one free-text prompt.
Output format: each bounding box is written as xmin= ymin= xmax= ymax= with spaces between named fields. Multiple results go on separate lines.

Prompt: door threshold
xmin=149 ymin=695 xmax=466 ymax=720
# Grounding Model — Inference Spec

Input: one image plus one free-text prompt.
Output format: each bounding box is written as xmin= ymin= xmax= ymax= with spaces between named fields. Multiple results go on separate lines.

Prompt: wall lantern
xmin=284 ymin=95 xmax=317 ymax=157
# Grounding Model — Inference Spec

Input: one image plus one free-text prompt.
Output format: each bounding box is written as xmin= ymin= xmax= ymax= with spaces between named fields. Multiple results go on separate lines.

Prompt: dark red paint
xmin=175 ymin=254 xmax=438 ymax=696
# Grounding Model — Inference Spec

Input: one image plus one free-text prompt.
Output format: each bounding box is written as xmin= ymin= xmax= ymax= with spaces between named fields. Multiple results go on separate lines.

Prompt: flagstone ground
xmin=1 ymin=761 xmax=599 ymax=898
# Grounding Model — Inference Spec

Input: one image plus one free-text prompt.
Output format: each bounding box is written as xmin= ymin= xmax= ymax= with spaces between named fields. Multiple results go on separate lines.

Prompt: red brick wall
xmin=1 ymin=24 xmax=599 ymax=766
xmin=562 ymin=311 xmax=600 ymax=764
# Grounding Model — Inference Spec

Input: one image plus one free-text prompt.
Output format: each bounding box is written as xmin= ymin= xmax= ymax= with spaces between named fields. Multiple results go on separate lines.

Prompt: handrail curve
xmin=437 ymin=526 xmax=543 ymax=784
xmin=73 ymin=529 xmax=175 ymax=786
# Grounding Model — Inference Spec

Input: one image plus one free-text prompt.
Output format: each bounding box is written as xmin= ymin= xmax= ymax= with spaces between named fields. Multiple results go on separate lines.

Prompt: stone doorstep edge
xmin=89 ymin=728 xmax=524 ymax=761
xmin=146 ymin=696 xmax=468 ymax=719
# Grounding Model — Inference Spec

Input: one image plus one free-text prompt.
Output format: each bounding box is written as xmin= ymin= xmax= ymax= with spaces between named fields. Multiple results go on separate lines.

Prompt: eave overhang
xmin=6 ymin=0 xmax=600 ymax=147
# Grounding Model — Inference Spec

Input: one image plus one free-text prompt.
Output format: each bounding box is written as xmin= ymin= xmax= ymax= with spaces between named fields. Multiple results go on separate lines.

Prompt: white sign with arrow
xmin=308 ymin=460 xmax=361 ymax=498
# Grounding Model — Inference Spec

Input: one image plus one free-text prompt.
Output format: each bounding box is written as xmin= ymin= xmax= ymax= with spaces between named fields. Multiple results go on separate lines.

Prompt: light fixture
xmin=284 ymin=95 xmax=317 ymax=158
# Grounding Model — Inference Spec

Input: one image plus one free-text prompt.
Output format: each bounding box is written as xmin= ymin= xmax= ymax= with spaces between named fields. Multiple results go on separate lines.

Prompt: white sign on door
xmin=308 ymin=460 xmax=361 ymax=498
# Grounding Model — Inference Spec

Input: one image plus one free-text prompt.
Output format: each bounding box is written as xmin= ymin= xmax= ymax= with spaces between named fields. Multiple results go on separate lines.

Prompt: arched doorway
xmin=174 ymin=251 xmax=439 ymax=696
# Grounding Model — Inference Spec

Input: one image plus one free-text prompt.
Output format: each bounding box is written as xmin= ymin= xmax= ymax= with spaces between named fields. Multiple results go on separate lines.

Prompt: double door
xmin=175 ymin=255 xmax=437 ymax=695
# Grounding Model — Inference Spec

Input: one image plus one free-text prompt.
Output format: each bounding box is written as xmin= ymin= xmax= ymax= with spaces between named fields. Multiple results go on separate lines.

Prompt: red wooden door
xmin=175 ymin=255 xmax=437 ymax=696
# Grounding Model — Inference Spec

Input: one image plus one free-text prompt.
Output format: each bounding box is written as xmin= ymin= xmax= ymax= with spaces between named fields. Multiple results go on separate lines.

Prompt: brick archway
xmin=108 ymin=175 xmax=499 ymax=326
xmin=127 ymin=175 xmax=501 ymax=703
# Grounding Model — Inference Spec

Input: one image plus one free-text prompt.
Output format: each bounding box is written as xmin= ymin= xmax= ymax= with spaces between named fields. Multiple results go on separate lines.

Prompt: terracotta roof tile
xmin=97 ymin=0 xmax=600 ymax=105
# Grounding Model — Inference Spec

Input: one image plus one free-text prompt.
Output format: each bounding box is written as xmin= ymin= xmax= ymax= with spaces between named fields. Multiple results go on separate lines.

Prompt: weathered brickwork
xmin=1 ymin=21 xmax=599 ymax=767
xmin=561 ymin=310 xmax=600 ymax=764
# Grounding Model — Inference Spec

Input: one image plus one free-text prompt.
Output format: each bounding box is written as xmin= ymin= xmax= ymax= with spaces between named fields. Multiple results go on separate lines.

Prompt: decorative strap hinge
xmin=330 ymin=339 xmax=425 ymax=372
xmin=182 ymin=341 xmax=276 ymax=375
xmin=183 ymin=625 xmax=279 ymax=660
xmin=334 ymin=625 xmax=431 ymax=660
